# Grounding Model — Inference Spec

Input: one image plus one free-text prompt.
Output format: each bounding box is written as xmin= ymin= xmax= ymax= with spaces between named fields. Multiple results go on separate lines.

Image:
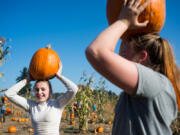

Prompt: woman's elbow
xmin=74 ymin=85 xmax=78 ymax=95
xmin=4 ymin=91 xmax=12 ymax=99
xmin=4 ymin=91 xmax=9 ymax=97
xmin=85 ymin=46 xmax=93 ymax=58
xmin=85 ymin=46 xmax=99 ymax=62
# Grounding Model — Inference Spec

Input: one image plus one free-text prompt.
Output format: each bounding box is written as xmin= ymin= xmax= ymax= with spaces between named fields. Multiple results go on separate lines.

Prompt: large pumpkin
xmin=29 ymin=45 xmax=61 ymax=80
xmin=106 ymin=0 xmax=166 ymax=40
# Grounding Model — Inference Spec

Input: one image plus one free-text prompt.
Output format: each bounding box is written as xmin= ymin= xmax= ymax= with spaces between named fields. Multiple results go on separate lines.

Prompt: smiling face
xmin=34 ymin=81 xmax=50 ymax=103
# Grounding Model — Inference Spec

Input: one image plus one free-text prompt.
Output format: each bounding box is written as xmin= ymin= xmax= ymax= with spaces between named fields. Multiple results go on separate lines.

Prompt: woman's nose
xmin=37 ymin=89 xmax=42 ymax=94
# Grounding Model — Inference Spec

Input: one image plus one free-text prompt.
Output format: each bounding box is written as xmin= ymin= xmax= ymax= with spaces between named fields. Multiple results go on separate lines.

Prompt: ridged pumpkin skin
xmin=106 ymin=0 xmax=166 ymax=40
xmin=29 ymin=46 xmax=61 ymax=80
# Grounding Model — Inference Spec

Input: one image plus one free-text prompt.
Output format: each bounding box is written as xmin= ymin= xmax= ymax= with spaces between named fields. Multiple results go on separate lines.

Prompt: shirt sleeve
xmin=135 ymin=63 xmax=178 ymax=124
xmin=135 ymin=63 xmax=173 ymax=98
xmin=4 ymin=79 xmax=31 ymax=111
xmin=55 ymin=75 xmax=78 ymax=108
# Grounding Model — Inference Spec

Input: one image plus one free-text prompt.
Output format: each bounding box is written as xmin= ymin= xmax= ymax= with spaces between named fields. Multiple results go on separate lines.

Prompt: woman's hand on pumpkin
xmin=26 ymin=73 xmax=34 ymax=82
xmin=118 ymin=0 xmax=150 ymax=29
xmin=56 ymin=63 xmax=62 ymax=76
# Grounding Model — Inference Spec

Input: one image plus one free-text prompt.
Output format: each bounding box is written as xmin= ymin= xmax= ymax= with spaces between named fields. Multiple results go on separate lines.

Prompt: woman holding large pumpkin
xmin=5 ymin=48 xmax=78 ymax=135
xmin=85 ymin=0 xmax=180 ymax=134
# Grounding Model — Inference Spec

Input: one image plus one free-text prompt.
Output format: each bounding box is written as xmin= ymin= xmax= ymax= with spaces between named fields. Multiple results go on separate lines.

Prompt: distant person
xmin=92 ymin=104 xmax=97 ymax=112
xmin=85 ymin=0 xmax=179 ymax=134
xmin=0 ymin=97 xmax=6 ymax=122
xmin=77 ymin=101 xmax=81 ymax=109
xmin=73 ymin=102 xmax=77 ymax=109
xmin=5 ymin=65 xmax=78 ymax=135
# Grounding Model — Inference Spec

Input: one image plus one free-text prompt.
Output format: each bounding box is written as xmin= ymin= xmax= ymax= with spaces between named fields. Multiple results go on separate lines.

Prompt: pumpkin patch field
xmin=1 ymin=81 xmax=180 ymax=135
xmin=0 ymin=98 xmax=114 ymax=135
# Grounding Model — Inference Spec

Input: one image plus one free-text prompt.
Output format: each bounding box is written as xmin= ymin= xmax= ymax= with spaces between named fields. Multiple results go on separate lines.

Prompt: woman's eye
xmin=35 ymin=88 xmax=39 ymax=92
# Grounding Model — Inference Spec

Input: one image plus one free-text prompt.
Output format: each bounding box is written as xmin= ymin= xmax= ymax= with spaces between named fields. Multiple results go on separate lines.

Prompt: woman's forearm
xmin=86 ymin=20 xmax=128 ymax=54
xmin=85 ymin=20 xmax=138 ymax=95
xmin=4 ymin=79 xmax=30 ymax=111
xmin=56 ymin=74 xmax=78 ymax=94
xmin=56 ymin=74 xmax=78 ymax=108
xmin=5 ymin=79 xmax=29 ymax=97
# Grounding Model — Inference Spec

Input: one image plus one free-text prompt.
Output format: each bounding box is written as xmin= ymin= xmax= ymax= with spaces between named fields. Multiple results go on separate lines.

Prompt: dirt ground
xmin=0 ymin=115 xmax=112 ymax=135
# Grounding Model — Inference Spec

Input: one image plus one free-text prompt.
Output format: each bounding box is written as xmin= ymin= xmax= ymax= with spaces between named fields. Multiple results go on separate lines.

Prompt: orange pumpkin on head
xmin=29 ymin=45 xmax=61 ymax=80
xmin=106 ymin=0 xmax=166 ymax=40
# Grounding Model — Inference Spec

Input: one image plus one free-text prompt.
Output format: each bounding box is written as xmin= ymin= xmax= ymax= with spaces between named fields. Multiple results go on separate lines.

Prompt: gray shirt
xmin=112 ymin=63 xmax=177 ymax=135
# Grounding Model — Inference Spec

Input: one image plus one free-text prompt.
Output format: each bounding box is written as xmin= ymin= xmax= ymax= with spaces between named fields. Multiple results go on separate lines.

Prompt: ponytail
xmin=161 ymin=39 xmax=180 ymax=109
xmin=128 ymin=33 xmax=180 ymax=109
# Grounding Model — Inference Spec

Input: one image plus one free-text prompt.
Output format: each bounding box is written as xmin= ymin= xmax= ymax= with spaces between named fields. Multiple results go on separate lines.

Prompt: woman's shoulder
xmin=135 ymin=63 xmax=174 ymax=98
xmin=27 ymin=99 xmax=39 ymax=107
xmin=135 ymin=63 xmax=170 ymax=82
xmin=47 ymin=99 xmax=57 ymax=105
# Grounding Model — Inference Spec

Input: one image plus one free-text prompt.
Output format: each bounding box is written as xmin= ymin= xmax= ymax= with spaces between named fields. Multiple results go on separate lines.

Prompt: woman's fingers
xmin=136 ymin=0 xmax=150 ymax=27
xmin=137 ymin=0 xmax=150 ymax=14
xmin=127 ymin=0 xmax=135 ymax=7
xmin=56 ymin=62 xmax=62 ymax=75
xmin=133 ymin=0 xmax=142 ymax=8
xmin=137 ymin=20 xmax=149 ymax=27
xmin=27 ymin=74 xmax=33 ymax=82
xmin=123 ymin=0 xmax=128 ymax=6
xmin=119 ymin=0 xmax=150 ymax=29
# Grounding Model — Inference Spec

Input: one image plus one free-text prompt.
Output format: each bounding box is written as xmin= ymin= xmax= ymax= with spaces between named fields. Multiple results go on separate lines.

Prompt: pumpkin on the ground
xmin=5 ymin=108 xmax=12 ymax=115
xmin=29 ymin=45 xmax=61 ymax=80
xmin=97 ymin=126 xmax=103 ymax=133
xmin=91 ymin=112 xmax=95 ymax=116
xmin=107 ymin=121 xmax=112 ymax=125
xmin=11 ymin=117 xmax=18 ymax=121
xmin=8 ymin=126 xmax=16 ymax=133
xmin=29 ymin=128 xmax=34 ymax=133
xmin=106 ymin=0 xmax=166 ymax=40
xmin=70 ymin=113 xmax=75 ymax=119
xmin=71 ymin=121 xmax=76 ymax=125
xmin=3 ymin=96 xmax=8 ymax=101
xmin=90 ymin=119 xmax=95 ymax=123
xmin=94 ymin=115 xmax=97 ymax=119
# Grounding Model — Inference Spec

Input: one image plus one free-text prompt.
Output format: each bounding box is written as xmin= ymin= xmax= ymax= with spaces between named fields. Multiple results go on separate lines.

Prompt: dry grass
xmin=0 ymin=101 xmax=113 ymax=135
xmin=1 ymin=100 xmax=180 ymax=135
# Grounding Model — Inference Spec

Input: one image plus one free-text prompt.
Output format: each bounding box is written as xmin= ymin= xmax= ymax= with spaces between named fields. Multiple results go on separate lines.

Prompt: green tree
xmin=0 ymin=37 xmax=10 ymax=78
xmin=16 ymin=67 xmax=32 ymax=97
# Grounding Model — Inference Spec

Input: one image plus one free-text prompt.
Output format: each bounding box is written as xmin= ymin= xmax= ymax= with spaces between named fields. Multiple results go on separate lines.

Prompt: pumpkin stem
xmin=46 ymin=44 xmax=51 ymax=49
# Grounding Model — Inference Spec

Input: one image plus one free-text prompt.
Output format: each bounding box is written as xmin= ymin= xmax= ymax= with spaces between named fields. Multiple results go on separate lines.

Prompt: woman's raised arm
xmin=85 ymin=0 xmax=150 ymax=95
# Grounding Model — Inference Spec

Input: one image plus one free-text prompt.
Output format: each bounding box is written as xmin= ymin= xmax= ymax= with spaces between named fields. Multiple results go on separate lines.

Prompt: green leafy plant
xmin=0 ymin=37 xmax=10 ymax=78
xmin=94 ymin=77 xmax=108 ymax=123
xmin=75 ymin=72 xmax=94 ymax=132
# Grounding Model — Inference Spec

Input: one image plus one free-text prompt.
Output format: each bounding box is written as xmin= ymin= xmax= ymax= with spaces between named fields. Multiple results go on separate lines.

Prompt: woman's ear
xmin=138 ymin=50 xmax=148 ymax=64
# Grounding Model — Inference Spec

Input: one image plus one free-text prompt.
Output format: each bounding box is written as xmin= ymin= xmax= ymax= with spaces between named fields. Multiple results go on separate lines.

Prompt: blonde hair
xmin=128 ymin=33 xmax=180 ymax=109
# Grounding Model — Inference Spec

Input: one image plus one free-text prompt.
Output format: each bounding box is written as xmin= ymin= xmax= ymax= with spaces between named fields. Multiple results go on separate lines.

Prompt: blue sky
xmin=1 ymin=0 xmax=180 ymax=95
